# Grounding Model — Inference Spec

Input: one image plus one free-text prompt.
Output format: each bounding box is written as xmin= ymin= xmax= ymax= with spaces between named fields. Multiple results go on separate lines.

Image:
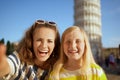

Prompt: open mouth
xmin=38 ymin=50 xmax=48 ymax=56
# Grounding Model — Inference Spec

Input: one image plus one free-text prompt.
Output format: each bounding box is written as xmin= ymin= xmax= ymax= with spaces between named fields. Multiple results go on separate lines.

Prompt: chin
xmin=38 ymin=58 xmax=48 ymax=62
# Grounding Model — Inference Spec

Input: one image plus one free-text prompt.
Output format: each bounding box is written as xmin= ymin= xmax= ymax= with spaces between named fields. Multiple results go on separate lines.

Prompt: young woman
xmin=49 ymin=26 xmax=107 ymax=80
xmin=0 ymin=20 xmax=60 ymax=80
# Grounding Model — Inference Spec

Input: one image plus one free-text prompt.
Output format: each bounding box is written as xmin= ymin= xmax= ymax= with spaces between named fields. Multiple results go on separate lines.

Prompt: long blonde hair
xmin=50 ymin=26 xmax=96 ymax=80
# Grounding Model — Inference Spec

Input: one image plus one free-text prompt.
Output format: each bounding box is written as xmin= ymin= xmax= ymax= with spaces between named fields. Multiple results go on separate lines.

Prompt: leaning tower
xmin=74 ymin=0 xmax=102 ymax=60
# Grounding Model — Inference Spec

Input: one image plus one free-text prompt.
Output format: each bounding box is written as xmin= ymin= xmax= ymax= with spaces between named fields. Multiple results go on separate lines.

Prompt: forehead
xmin=34 ymin=27 xmax=56 ymax=39
xmin=64 ymin=29 xmax=84 ymax=40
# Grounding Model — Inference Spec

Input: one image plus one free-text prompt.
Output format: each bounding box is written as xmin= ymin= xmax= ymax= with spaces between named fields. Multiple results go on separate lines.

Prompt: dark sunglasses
xmin=36 ymin=20 xmax=57 ymax=26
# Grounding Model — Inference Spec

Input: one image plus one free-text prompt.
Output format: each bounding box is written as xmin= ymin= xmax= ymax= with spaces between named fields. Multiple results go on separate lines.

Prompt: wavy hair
xmin=16 ymin=20 xmax=60 ymax=69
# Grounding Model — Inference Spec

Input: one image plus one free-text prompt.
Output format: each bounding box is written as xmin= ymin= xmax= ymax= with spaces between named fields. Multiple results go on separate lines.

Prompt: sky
xmin=0 ymin=0 xmax=120 ymax=48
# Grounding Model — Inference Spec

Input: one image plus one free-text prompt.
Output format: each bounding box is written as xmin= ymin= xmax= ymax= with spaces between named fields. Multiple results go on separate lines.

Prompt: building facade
xmin=74 ymin=0 xmax=102 ymax=59
xmin=102 ymin=47 xmax=119 ymax=58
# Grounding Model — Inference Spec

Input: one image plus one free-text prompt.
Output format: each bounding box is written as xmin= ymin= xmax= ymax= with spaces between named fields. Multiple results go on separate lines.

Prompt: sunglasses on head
xmin=36 ymin=20 xmax=57 ymax=26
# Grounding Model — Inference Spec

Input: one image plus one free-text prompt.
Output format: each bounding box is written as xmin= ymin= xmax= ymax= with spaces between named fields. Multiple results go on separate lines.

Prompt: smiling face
xmin=33 ymin=27 xmax=55 ymax=64
xmin=63 ymin=29 xmax=85 ymax=61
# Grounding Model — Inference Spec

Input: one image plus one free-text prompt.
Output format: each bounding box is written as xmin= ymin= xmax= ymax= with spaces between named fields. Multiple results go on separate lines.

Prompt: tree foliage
xmin=0 ymin=38 xmax=15 ymax=56
xmin=6 ymin=40 xmax=14 ymax=56
xmin=0 ymin=38 xmax=5 ymax=44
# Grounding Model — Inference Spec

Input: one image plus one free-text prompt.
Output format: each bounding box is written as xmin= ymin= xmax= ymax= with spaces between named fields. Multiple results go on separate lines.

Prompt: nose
xmin=69 ymin=41 xmax=76 ymax=50
xmin=41 ymin=41 xmax=47 ymax=48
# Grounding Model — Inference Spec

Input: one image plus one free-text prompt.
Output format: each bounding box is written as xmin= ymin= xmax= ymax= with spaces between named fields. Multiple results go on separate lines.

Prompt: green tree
xmin=6 ymin=40 xmax=14 ymax=56
xmin=0 ymin=38 xmax=5 ymax=44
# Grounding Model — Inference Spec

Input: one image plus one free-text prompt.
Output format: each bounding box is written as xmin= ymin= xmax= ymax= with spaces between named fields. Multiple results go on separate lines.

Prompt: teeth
xmin=41 ymin=51 xmax=48 ymax=52
xmin=38 ymin=50 xmax=48 ymax=54
xmin=69 ymin=51 xmax=77 ymax=53
xmin=39 ymin=50 xmax=48 ymax=52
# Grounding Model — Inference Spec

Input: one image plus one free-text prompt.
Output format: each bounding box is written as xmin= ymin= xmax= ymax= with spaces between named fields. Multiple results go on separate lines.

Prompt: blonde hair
xmin=50 ymin=26 xmax=96 ymax=79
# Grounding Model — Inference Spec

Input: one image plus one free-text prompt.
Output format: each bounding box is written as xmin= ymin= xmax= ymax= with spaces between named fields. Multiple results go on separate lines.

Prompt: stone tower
xmin=74 ymin=0 xmax=102 ymax=60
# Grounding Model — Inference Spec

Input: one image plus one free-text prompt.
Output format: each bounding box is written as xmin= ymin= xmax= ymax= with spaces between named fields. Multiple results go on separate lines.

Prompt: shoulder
xmin=90 ymin=63 xmax=107 ymax=80
xmin=91 ymin=63 xmax=101 ymax=69
xmin=7 ymin=51 xmax=21 ymax=65
xmin=90 ymin=63 xmax=107 ymax=78
xmin=90 ymin=63 xmax=105 ymax=75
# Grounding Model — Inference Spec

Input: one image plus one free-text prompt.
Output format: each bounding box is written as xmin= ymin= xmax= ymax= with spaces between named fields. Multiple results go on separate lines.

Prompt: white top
xmin=3 ymin=51 xmax=46 ymax=80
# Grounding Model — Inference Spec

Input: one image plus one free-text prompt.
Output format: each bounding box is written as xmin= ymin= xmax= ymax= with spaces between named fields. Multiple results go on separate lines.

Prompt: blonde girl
xmin=49 ymin=26 xmax=107 ymax=80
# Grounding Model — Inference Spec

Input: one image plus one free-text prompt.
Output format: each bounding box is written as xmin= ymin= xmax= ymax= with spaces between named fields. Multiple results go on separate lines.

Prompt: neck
xmin=64 ymin=59 xmax=81 ymax=71
xmin=34 ymin=59 xmax=49 ymax=70
xmin=34 ymin=59 xmax=43 ymax=67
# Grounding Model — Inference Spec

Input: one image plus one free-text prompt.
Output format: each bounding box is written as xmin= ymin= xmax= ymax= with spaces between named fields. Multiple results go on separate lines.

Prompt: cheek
xmin=49 ymin=44 xmax=55 ymax=51
xmin=63 ymin=44 xmax=68 ymax=53
xmin=33 ymin=42 xmax=39 ymax=51
xmin=81 ymin=43 xmax=84 ymax=48
xmin=80 ymin=43 xmax=85 ymax=52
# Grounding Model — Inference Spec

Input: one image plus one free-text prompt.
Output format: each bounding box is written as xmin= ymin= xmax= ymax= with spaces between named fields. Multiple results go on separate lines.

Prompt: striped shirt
xmin=49 ymin=63 xmax=107 ymax=80
xmin=3 ymin=51 xmax=47 ymax=80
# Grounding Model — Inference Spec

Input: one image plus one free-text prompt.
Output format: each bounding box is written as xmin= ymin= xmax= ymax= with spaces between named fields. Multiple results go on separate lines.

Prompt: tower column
xmin=74 ymin=0 xmax=102 ymax=62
